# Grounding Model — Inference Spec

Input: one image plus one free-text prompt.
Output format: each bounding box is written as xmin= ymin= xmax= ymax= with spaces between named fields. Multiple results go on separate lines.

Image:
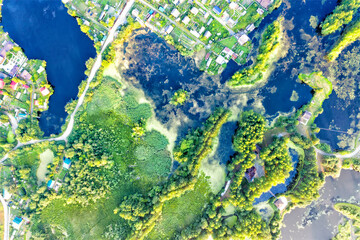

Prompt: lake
xmin=281 ymin=169 xmax=360 ymax=240
xmin=2 ymin=0 xmax=95 ymax=135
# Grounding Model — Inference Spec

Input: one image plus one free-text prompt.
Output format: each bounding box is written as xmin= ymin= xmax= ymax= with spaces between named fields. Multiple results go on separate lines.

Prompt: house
xmin=165 ymin=25 xmax=174 ymax=34
xmin=171 ymin=8 xmax=180 ymax=18
xmin=246 ymin=23 xmax=256 ymax=32
xmin=229 ymin=2 xmax=239 ymax=10
xmin=255 ymin=0 xmax=273 ymax=9
xmin=213 ymin=6 xmax=222 ymax=15
xmin=40 ymin=87 xmax=50 ymax=96
xmin=299 ymin=111 xmax=312 ymax=125
xmin=47 ymin=180 xmax=55 ymax=189
xmin=10 ymin=81 xmax=18 ymax=90
xmin=199 ymin=26 xmax=206 ymax=34
xmin=132 ymin=9 xmax=140 ymax=17
xmin=245 ymin=166 xmax=257 ymax=182
xmin=190 ymin=30 xmax=200 ymax=38
xmin=20 ymin=70 xmax=31 ymax=81
xmin=204 ymin=12 xmax=210 ymax=19
xmin=227 ymin=18 xmax=236 ymax=27
xmin=257 ymin=8 xmax=264 ymax=15
xmin=274 ymin=196 xmax=288 ymax=211
xmin=159 ymin=6 xmax=165 ymax=12
xmin=237 ymin=33 xmax=250 ymax=45
xmin=190 ymin=7 xmax=199 ymax=15
xmin=23 ymin=84 xmax=29 ymax=89
xmin=12 ymin=217 xmax=23 ymax=230
xmin=204 ymin=31 xmax=212 ymax=39
xmin=182 ymin=16 xmax=190 ymax=25
xmin=37 ymin=66 xmax=45 ymax=74
xmin=173 ymin=0 xmax=180 ymax=5
xmin=63 ymin=157 xmax=72 ymax=169
xmin=0 ymin=56 xmax=5 ymax=64
xmin=0 ymin=79 xmax=5 ymax=89
xmin=3 ymin=188 xmax=12 ymax=200
xmin=15 ymin=92 xmax=21 ymax=99
xmin=215 ymin=55 xmax=226 ymax=65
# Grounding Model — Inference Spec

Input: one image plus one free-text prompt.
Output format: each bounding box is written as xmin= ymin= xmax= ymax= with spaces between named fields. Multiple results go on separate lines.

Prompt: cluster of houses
xmin=2 ymin=156 xmax=73 ymax=236
xmin=47 ymin=157 xmax=72 ymax=193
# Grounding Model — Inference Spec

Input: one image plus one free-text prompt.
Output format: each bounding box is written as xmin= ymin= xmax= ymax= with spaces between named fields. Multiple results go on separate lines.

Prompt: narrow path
xmin=0 ymin=0 xmax=135 ymax=162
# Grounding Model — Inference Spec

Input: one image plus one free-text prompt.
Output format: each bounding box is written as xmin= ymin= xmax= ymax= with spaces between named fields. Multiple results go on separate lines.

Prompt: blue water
xmin=254 ymin=149 xmax=299 ymax=204
xmin=2 ymin=0 xmax=96 ymax=135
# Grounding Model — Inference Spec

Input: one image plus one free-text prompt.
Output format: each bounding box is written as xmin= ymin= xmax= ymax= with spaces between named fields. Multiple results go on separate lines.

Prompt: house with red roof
xmin=10 ymin=81 xmax=18 ymax=90
xmin=23 ymin=84 xmax=29 ymax=89
xmin=0 ymin=79 xmax=5 ymax=89
xmin=40 ymin=87 xmax=50 ymax=96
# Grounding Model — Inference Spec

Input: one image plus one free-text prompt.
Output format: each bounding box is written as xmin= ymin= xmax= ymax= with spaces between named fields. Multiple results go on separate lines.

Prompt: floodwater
xmin=254 ymin=149 xmax=299 ymax=204
xmin=281 ymin=169 xmax=360 ymax=240
xmin=2 ymin=0 xmax=96 ymax=135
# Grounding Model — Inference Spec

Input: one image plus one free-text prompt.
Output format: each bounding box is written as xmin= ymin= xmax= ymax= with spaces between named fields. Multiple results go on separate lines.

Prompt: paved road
xmin=0 ymin=0 xmax=135 ymax=163
xmin=314 ymin=145 xmax=360 ymax=159
xmin=137 ymin=0 xmax=205 ymax=46
xmin=0 ymin=194 xmax=10 ymax=240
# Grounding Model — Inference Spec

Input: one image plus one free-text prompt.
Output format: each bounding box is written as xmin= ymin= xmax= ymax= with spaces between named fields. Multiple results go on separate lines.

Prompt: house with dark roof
xmin=245 ymin=166 xmax=257 ymax=182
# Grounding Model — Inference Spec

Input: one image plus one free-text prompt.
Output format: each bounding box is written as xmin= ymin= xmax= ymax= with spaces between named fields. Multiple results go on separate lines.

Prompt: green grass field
xmin=37 ymin=76 xmax=172 ymax=239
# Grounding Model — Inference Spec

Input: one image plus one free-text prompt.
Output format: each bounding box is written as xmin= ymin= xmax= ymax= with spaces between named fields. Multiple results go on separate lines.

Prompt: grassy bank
xmin=228 ymin=17 xmax=284 ymax=87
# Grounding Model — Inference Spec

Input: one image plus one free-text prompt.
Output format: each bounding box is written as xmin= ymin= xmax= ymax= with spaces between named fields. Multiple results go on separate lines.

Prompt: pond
xmin=254 ymin=149 xmax=299 ymax=204
xmin=281 ymin=169 xmax=360 ymax=240
xmin=2 ymin=0 xmax=96 ymax=135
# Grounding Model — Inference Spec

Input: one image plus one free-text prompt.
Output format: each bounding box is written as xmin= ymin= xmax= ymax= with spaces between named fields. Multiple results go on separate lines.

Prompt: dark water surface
xmin=2 ymin=0 xmax=95 ymax=135
xmin=281 ymin=169 xmax=360 ymax=240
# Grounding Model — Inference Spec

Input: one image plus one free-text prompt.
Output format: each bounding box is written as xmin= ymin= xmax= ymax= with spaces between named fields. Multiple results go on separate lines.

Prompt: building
xmin=204 ymin=12 xmax=210 ymax=19
xmin=229 ymin=2 xmax=239 ymax=10
xmin=204 ymin=31 xmax=212 ymax=39
xmin=171 ymin=8 xmax=180 ymax=18
xmin=0 ymin=79 xmax=5 ymax=89
xmin=299 ymin=111 xmax=312 ymax=125
xmin=215 ymin=55 xmax=226 ymax=65
xmin=245 ymin=166 xmax=257 ymax=182
xmin=63 ymin=157 xmax=72 ymax=169
xmin=182 ymin=16 xmax=190 ymax=25
xmin=165 ymin=25 xmax=174 ymax=34
xmin=37 ymin=66 xmax=45 ymax=74
xmin=237 ymin=33 xmax=250 ymax=45
xmin=256 ymin=0 xmax=273 ymax=9
xmin=12 ymin=217 xmax=23 ymax=230
xmin=246 ymin=23 xmax=256 ymax=32
xmin=190 ymin=7 xmax=199 ymax=15
xmin=132 ymin=9 xmax=140 ymax=17
xmin=20 ymin=70 xmax=31 ymax=81
xmin=3 ymin=188 xmax=12 ymax=200
xmin=213 ymin=6 xmax=222 ymax=15
xmin=257 ymin=8 xmax=265 ymax=15
xmin=47 ymin=180 xmax=55 ymax=189
xmin=274 ymin=196 xmax=288 ymax=211
xmin=40 ymin=87 xmax=50 ymax=96
xmin=10 ymin=81 xmax=18 ymax=90
xmin=190 ymin=30 xmax=200 ymax=38
xmin=199 ymin=26 xmax=206 ymax=34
